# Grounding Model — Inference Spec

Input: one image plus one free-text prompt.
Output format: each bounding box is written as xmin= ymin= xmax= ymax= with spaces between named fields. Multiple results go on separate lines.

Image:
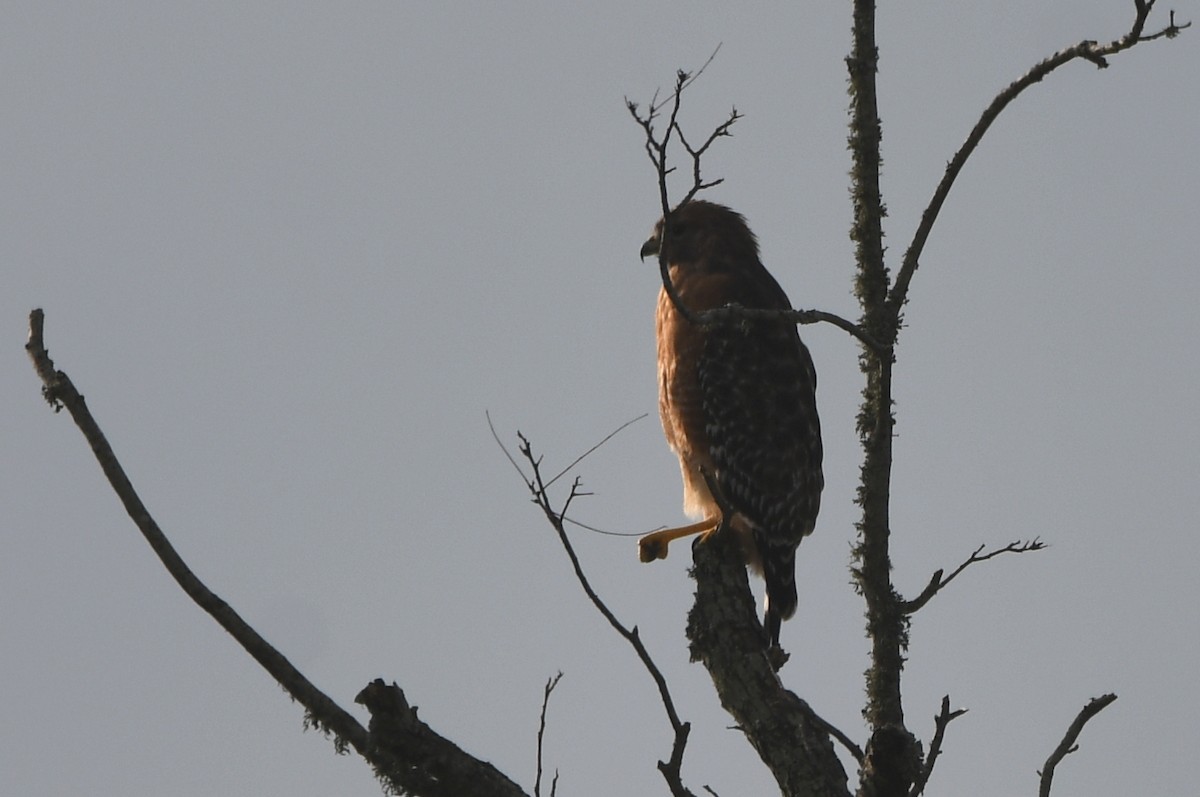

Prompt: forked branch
xmin=627 ymin=69 xmax=734 ymax=329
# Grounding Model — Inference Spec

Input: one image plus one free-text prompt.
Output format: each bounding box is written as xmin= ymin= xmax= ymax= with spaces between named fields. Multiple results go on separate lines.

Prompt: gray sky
xmin=3 ymin=2 xmax=1196 ymax=795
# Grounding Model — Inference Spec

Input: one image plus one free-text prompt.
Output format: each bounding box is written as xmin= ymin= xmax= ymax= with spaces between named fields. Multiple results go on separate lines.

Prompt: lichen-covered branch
xmin=847 ymin=0 xmax=919 ymax=792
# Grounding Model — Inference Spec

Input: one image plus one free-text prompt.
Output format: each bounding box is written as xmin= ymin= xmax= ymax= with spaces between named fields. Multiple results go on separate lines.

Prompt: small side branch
xmin=1038 ymin=694 xmax=1118 ymax=797
xmin=674 ymin=107 xmax=741 ymax=207
xmin=888 ymin=0 xmax=1189 ymax=316
xmin=535 ymin=672 xmax=564 ymax=797
xmin=512 ymin=432 xmax=696 ymax=797
xmin=697 ymin=304 xmax=888 ymax=357
xmin=909 ymin=696 xmax=968 ymax=797
xmin=902 ymin=539 xmax=1045 ymax=614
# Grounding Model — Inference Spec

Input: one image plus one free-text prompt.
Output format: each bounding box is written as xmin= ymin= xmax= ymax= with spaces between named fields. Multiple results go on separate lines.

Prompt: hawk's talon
xmin=638 ymin=516 xmax=721 ymax=564
xmin=766 ymin=644 xmax=789 ymax=672
xmin=638 ymin=538 xmax=668 ymax=562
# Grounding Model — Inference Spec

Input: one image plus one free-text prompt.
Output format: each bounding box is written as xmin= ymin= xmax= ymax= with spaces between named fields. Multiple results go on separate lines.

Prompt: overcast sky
xmin=3 ymin=2 xmax=1196 ymax=796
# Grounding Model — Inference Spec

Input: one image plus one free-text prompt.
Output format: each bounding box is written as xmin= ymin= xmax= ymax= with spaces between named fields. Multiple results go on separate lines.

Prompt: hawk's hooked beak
xmin=639 ymin=234 xmax=660 ymax=261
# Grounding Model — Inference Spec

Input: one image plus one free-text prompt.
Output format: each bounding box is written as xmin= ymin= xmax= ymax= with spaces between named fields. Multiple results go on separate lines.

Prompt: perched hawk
xmin=638 ymin=200 xmax=823 ymax=648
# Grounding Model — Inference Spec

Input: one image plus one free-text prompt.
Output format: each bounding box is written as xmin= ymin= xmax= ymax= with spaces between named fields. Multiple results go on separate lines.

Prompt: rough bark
xmin=687 ymin=529 xmax=850 ymax=797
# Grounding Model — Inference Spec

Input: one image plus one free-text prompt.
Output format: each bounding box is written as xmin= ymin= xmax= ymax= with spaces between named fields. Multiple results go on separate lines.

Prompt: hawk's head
xmin=640 ymin=200 xmax=760 ymax=272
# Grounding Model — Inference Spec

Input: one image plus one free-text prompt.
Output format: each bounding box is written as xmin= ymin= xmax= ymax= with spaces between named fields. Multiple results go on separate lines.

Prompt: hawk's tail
xmin=759 ymin=540 xmax=798 ymax=648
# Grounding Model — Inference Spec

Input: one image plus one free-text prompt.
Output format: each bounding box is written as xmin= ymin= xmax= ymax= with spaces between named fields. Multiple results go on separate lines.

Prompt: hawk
xmin=638 ymin=200 xmax=823 ymax=648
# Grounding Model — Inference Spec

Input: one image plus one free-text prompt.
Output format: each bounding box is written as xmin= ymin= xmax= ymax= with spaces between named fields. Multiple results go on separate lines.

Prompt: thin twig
xmin=535 ymin=672 xmax=564 ymax=797
xmin=902 ymin=539 xmax=1045 ymax=614
xmin=562 ymin=516 xmax=647 ymax=538
xmin=545 ymin=413 xmax=648 ymax=489
xmin=910 ymin=696 xmax=968 ymax=797
xmin=889 ymin=0 xmax=1189 ymax=317
xmin=487 ymin=409 xmax=532 ymax=483
xmin=648 ymin=43 xmax=724 ymax=116
xmin=1038 ymin=694 xmax=1118 ymax=797
xmin=656 ymin=81 xmax=704 ymax=327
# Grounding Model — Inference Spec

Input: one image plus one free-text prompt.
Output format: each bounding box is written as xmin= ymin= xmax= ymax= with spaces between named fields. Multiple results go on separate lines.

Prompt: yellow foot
xmin=638 ymin=516 xmax=720 ymax=562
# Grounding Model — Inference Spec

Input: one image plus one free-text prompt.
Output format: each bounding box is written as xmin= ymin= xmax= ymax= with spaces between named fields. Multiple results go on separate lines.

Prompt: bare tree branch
xmin=509 ymin=432 xmax=696 ymax=797
xmin=888 ymin=0 xmax=1189 ymax=317
xmin=535 ymin=672 xmax=564 ymax=797
xmin=28 ymin=309 xmax=529 ymax=797
xmin=1038 ymin=694 xmax=1118 ymax=797
xmin=901 ymin=539 xmax=1046 ymax=614
xmin=909 ymin=696 xmax=968 ymax=797
xmin=25 ymin=309 xmax=368 ymax=754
